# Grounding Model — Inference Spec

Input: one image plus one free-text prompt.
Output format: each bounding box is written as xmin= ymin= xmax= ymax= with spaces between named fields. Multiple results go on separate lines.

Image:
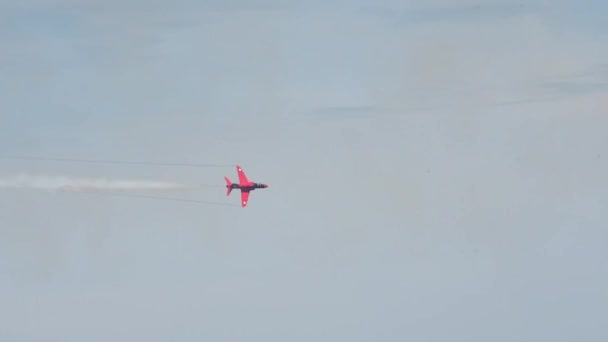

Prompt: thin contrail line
xmin=79 ymin=192 xmax=241 ymax=207
xmin=0 ymin=155 xmax=233 ymax=168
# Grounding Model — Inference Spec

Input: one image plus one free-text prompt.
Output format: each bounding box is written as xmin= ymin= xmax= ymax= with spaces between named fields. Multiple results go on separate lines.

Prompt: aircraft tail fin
xmin=224 ymin=176 xmax=233 ymax=196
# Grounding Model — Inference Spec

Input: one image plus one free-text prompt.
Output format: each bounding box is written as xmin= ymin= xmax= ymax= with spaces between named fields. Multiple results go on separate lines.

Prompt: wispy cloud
xmin=362 ymin=2 xmax=539 ymax=27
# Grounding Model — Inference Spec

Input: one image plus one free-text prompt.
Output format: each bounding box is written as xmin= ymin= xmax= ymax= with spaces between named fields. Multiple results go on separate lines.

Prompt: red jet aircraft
xmin=224 ymin=165 xmax=268 ymax=207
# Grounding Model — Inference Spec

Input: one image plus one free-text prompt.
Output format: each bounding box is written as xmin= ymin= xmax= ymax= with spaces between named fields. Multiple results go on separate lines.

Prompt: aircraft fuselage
xmin=228 ymin=183 xmax=267 ymax=191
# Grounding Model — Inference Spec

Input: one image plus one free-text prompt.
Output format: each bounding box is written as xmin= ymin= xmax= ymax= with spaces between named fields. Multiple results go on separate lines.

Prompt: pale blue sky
xmin=1 ymin=1 xmax=607 ymax=341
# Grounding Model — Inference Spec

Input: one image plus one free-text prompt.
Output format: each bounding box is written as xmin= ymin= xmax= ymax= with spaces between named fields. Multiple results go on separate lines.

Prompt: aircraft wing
xmin=240 ymin=190 xmax=250 ymax=207
xmin=236 ymin=165 xmax=249 ymax=185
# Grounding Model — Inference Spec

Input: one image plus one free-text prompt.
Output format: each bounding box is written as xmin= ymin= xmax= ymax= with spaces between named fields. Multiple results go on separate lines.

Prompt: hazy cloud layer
xmin=1 ymin=0 xmax=607 ymax=341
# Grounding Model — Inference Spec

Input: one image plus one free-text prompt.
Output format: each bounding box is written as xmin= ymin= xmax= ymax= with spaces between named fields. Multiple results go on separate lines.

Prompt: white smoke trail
xmin=0 ymin=174 xmax=195 ymax=192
